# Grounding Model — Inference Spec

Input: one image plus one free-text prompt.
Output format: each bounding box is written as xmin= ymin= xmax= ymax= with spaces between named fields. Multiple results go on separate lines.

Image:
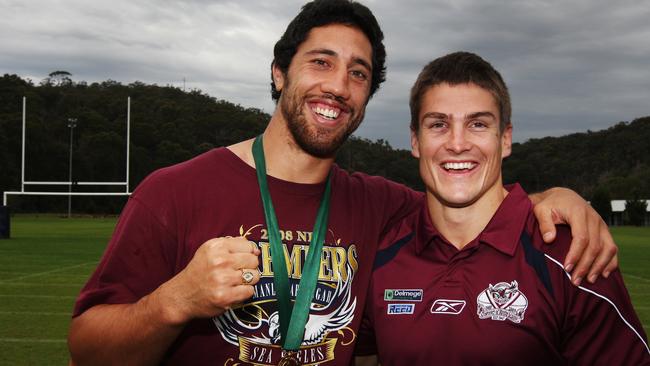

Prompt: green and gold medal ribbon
xmin=252 ymin=135 xmax=332 ymax=351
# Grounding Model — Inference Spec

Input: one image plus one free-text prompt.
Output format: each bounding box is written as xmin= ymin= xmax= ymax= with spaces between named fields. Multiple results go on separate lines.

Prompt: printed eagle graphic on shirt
xmin=214 ymin=263 xmax=356 ymax=346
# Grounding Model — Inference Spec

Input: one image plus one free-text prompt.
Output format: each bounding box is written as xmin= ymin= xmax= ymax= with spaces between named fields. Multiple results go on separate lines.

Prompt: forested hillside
xmin=503 ymin=117 xmax=650 ymax=199
xmin=0 ymin=73 xmax=647 ymax=213
xmin=0 ymin=74 xmax=418 ymax=213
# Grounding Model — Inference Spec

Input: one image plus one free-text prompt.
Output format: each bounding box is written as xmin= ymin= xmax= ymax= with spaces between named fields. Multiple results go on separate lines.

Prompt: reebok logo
xmin=431 ymin=299 xmax=466 ymax=315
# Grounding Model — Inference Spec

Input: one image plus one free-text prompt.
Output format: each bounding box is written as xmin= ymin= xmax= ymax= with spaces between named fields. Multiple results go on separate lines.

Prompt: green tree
xmin=590 ymin=187 xmax=612 ymax=225
xmin=625 ymin=195 xmax=648 ymax=226
xmin=2 ymin=73 xmax=649 ymax=213
xmin=42 ymin=70 xmax=73 ymax=86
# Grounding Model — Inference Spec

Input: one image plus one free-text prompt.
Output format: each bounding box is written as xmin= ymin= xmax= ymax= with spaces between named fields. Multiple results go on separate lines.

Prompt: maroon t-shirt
xmin=73 ymin=147 xmax=421 ymax=365
xmin=357 ymin=184 xmax=650 ymax=365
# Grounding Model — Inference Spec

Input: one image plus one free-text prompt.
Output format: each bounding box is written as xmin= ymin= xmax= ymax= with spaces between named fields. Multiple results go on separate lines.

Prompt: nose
xmin=445 ymin=124 xmax=471 ymax=154
xmin=321 ymin=67 xmax=351 ymax=101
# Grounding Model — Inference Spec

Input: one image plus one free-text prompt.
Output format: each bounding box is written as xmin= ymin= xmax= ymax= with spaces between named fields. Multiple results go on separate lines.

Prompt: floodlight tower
xmin=67 ymin=118 xmax=78 ymax=218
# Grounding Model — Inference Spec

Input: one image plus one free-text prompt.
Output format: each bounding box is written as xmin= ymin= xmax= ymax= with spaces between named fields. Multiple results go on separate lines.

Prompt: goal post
xmin=1 ymin=96 xmax=133 ymax=238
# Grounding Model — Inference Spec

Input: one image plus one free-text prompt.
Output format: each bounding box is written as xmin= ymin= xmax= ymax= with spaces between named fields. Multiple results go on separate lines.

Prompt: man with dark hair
xmin=356 ymin=52 xmax=649 ymax=365
xmin=271 ymin=0 xmax=386 ymax=102
xmin=68 ymin=2 xmax=618 ymax=365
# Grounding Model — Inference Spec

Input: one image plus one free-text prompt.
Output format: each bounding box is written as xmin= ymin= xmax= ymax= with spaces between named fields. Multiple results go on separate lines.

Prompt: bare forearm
xmin=528 ymin=187 xmax=564 ymax=205
xmin=68 ymin=287 xmax=185 ymax=366
xmin=528 ymin=192 xmax=542 ymax=205
xmin=68 ymin=237 xmax=261 ymax=365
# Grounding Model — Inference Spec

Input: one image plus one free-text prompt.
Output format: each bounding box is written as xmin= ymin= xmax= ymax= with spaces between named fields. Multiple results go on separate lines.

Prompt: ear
xmin=501 ymin=123 xmax=513 ymax=159
xmin=410 ymin=129 xmax=421 ymax=159
xmin=272 ymin=63 xmax=285 ymax=92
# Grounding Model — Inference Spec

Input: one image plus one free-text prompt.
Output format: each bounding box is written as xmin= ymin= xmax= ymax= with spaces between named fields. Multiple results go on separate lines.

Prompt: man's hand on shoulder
xmin=530 ymin=187 xmax=618 ymax=286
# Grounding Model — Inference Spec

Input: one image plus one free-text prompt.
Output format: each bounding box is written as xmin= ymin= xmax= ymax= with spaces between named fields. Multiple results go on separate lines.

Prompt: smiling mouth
xmin=442 ymin=162 xmax=477 ymax=172
xmin=312 ymin=105 xmax=341 ymax=120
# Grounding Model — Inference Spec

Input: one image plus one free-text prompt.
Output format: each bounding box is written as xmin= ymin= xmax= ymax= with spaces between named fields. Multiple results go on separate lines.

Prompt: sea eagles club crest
xmin=477 ymin=281 xmax=528 ymax=323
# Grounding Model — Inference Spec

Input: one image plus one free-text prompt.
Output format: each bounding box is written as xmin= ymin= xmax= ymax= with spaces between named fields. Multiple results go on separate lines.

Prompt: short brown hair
xmin=409 ymin=51 xmax=511 ymax=133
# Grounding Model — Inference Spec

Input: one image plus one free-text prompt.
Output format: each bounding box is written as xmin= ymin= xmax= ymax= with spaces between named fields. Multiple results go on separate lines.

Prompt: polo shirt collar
xmin=414 ymin=197 xmax=440 ymax=254
xmin=415 ymin=183 xmax=531 ymax=256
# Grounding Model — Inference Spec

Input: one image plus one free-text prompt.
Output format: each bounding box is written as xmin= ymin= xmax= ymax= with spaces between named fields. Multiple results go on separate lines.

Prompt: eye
xmin=469 ymin=120 xmax=488 ymax=129
xmin=423 ymin=119 xmax=447 ymax=130
xmin=312 ymin=59 xmax=329 ymax=67
xmin=350 ymin=69 xmax=368 ymax=81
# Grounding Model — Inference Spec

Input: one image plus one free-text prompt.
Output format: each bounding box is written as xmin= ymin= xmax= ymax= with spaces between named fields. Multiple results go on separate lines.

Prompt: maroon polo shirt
xmin=356 ymin=184 xmax=650 ymax=365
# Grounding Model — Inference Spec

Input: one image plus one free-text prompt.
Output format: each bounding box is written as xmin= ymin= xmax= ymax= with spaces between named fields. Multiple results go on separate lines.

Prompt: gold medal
xmin=278 ymin=350 xmax=300 ymax=366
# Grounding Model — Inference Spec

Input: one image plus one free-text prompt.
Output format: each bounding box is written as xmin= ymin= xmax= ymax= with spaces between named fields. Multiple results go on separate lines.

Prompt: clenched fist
xmin=158 ymin=236 xmax=261 ymax=325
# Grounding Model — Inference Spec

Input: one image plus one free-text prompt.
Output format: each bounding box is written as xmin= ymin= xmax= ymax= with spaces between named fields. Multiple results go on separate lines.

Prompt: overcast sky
xmin=2 ymin=0 xmax=648 ymax=150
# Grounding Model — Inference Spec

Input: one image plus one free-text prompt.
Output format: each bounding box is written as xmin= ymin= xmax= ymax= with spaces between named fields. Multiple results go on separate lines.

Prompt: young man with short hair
xmin=356 ymin=51 xmax=649 ymax=365
xmin=68 ymin=2 xmax=618 ymax=365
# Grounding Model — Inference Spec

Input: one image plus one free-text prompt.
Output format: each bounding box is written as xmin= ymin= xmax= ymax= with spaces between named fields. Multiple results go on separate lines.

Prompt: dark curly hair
xmin=271 ymin=0 xmax=386 ymax=102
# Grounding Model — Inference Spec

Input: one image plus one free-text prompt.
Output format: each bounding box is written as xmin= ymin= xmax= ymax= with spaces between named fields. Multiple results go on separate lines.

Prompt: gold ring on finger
xmin=241 ymin=269 xmax=255 ymax=285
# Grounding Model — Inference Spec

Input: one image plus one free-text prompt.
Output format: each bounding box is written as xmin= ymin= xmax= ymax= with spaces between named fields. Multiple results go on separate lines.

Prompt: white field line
xmin=0 ymin=294 xmax=76 ymax=299
xmin=626 ymin=274 xmax=650 ymax=283
xmin=0 ymin=262 xmax=98 ymax=283
xmin=0 ymin=311 xmax=70 ymax=316
xmin=0 ymin=282 xmax=84 ymax=287
xmin=0 ymin=338 xmax=66 ymax=343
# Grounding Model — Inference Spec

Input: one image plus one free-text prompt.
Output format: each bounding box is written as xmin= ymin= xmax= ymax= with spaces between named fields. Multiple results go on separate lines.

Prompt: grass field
xmin=0 ymin=217 xmax=649 ymax=365
xmin=0 ymin=216 xmax=114 ymax=365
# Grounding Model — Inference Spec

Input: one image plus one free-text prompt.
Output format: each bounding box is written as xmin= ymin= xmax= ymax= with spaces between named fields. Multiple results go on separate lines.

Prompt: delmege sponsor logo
xmin=384 ymin=289 xmax=423 ymax=302
xmin=387 ymin=303 xmax=415 ymax=315
xmin=431 ymin=299 xmax=466 ymax=315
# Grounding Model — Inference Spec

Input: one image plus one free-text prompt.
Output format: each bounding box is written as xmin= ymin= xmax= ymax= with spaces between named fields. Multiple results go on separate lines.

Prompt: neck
xmin=427 ymin=182 xmax=508 ymax=250
xmin=228 ymin=110 xmax=334 ymax=184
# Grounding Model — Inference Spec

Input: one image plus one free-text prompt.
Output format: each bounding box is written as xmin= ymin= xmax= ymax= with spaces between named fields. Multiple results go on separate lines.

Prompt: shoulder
xmin=330 ymin=166 xmax=423 ymax=228
xmin=331 ymin=165 xmax=421 ymax=200
xmin=134 ymin=148 xmax=234 ymax=191
xmin=373 ymin=202 xmax=424 ymax=275
xmin=525 ymin=215 xmax=572 ymax=266
xmin=131 ymin=148 xmax=246 ymax=208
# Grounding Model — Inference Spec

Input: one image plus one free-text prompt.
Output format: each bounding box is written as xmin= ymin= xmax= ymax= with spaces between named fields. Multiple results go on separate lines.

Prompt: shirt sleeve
xmin=538 ymin=224 xmax=650 ymax=365
xmin=556 ymin=267 xmax=650 ymax=364
xmin=354 ymin=299 xmax=379 ymax=356
xmin=72 ymin=187 xmax=178 ymax=317
xmin=370 ymin=175 xmax=423 ymax=238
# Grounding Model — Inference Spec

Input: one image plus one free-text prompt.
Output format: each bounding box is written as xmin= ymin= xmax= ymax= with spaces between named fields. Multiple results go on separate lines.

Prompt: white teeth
xmin=443 ymin=162 xmax=476 ymax=170
xmin=314 ymin=106 xmax=339 ymax=119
